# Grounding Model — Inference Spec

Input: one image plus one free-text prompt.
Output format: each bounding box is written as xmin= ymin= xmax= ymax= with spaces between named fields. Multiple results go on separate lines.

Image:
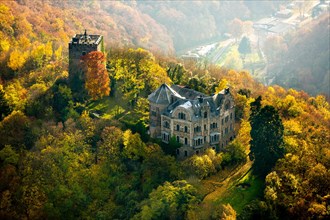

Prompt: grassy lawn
xmin=215 ymin=170 xmax=264 ymax=214
xmin=86 ymin=96 xmax=126 ymax=119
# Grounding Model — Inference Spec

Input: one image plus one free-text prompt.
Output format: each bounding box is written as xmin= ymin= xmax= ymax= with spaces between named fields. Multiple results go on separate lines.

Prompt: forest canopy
xmin=0 ymin=1 xmax=329 ymax=219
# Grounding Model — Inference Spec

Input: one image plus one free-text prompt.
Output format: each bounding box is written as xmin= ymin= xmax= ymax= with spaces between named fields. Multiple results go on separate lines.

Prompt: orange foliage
xmin=81 ymin=51 xmax=110 ymax=100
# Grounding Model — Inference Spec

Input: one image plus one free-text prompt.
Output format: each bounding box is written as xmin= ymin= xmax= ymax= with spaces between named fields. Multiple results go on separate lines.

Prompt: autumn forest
xmin=0 ymin=1 xmax=329 ymax=219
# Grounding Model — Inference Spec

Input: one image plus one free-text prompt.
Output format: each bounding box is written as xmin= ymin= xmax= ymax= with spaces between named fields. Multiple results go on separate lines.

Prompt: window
xmin=225 ymin=102 xmax=230 ymax=110
xmin=204 ymin=136 xmax=206 ymax=142
xmin=184 ymin=151 xmax=188 ymax=157
xmin=162 ymin=133 xmax=169 ymax=142
xmin=178 ymin=112 xmax=186 ymax=120
xmin=82 ymin=51 xmax=86 ymax=55
xmin=185 ymin=126 xmax=188 ymax=133
xmin=230 ymin=112 xmax=233 ymax=120
xmin=204 ymin=124 xmax=207 ymax=130
xmin=210 ymin=134 xmax=219 ymax=143
xmin=151 ymin=111 xmax=157 ymax=116
xmin=176 ymin=136 xmax=180 ymax=142
xmin=196 ymin=150 xmax=199 ymax=155
xmin=225 ymin=116 xmax=229 ymax=123
xmin=164 ymin=121 xmax=169 ymax=128
xmin=204 ymin=111 xmax=207 ymax=118
xmin=176 ymin=149 xmax=180 ymax=155
xmin=176 ymin=124 xmax=180 ymax=131
xmin=222 ymin=119 xmax=224 ymax=125
xmin=185 ymin=138 xmax=188 ymax=145
xmin=194 ymin=126 xmax=201 ymax=133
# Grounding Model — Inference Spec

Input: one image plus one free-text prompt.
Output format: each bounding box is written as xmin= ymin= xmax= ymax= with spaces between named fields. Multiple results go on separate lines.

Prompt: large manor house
xmin=69 ymin=31 xmax=235 ymax=157
xmin=148 ymin=84 xmax=235 ymax=157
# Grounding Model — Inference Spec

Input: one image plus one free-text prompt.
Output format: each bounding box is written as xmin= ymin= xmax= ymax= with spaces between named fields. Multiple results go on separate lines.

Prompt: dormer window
xmin=178 ymin=112 xmax=186 ymax=120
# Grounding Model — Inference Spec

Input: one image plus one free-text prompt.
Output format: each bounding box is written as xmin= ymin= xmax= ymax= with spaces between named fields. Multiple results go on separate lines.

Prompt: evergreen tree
xmin=238 ymin=36 xmax=251 ymax=64
xmin=249 ymin=98 xmax=284 ymax=177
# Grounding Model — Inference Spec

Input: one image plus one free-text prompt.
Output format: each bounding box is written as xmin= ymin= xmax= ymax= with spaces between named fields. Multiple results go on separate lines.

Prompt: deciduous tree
xmin=81 ymin=51 xmax=110 ymax=100
xmin=228 ymin=18 xmax=244 ymax=42
xmin=134 ymin=180 xmax=199 ymax=220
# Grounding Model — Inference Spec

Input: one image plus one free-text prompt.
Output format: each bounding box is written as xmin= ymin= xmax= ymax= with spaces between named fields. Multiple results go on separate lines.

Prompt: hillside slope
xmin=270 ymin=14 xmax=330 ymax=97
xmin=1 ymin=0 xmax=174 ymax=54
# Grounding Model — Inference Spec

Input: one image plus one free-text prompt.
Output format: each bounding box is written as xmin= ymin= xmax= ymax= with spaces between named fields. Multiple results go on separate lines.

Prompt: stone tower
xmin=147 ymin=84 xmax=183 ymax=138
xmin=68 ymin=30 xmax=104 ymax=97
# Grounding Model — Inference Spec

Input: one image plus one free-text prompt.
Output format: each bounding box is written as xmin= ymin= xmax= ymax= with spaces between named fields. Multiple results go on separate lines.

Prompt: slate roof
xmin=171 ymin=84 xmax=206 ymax=99
xmin=150 ymin=84 xmax=232 ymax=120
xmin=148 ymin=84 xmax=183 ymax=105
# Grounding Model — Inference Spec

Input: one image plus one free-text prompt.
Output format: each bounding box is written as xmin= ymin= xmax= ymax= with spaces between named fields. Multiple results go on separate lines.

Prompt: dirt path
xmin=194 ymin=160 xmax=253 ymax=219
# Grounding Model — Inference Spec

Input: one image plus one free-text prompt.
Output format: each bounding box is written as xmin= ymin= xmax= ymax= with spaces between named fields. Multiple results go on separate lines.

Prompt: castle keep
xmin=148 ymin=84 xmax=235 ymax=157
xmin=68 ymin=30 xmax=104 ymax=96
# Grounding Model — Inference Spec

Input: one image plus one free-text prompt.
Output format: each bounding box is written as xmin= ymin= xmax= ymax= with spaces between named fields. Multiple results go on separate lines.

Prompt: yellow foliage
xmin=18 ymin=36 xmax=31 ymax=50
xmin=215 ymin=79 xmax=229 ymax=93
xmin=7 ymin=50 xmax=28 ymax=71
xmin=28 ymin=83 xmax=47 ymax=101
xmin=54 ymin=45 xmax=62 ymax=60
xmin=283 ymin=120 xmax=302 ymax=135
xmin=0 ymin=39 xmax=10 ymax=52
xmin=44 ymin=41 xmax=53 ymax=58
xmin=267 ymin=86 xmax=275 ymax=94
xmin=4 ymin=81 xmax=27 ymax=110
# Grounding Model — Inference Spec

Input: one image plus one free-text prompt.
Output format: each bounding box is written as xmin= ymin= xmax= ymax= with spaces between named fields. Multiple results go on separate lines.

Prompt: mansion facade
xmin=148 ymin=84 xmax=235 ymax=157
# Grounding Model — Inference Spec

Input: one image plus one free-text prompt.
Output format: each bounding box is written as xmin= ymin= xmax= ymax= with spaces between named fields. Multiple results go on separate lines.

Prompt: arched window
xmin=185 ymin=138 xmax=188 ymax=145
xmin=176 ymin=136 xmax=180 ymax=142
xmin=185 ymin=126 xmax=188 ymax=133
xmin=176 ymin=124 xmax=180 ymax=131
xmin=204 ymin=111 xmax=208 ymax=118
xmin=225 ymin=101 xmax=230 ymax=110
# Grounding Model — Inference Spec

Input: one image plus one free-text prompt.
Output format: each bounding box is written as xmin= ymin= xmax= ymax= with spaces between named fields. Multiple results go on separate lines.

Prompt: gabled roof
xmin=148 ymin=84 xmax=182 ymax=104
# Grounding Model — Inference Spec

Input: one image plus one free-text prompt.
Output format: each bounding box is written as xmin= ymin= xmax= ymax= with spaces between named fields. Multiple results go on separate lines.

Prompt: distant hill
xmin=270 ymin=14 xmax=330 ymax=97
xmin=1 ymin=0 xmax=287 ymax=54
xmin=136 ymin=1 xmax=285 ymax=50
xmin=1 ymin=0 xmax=174 ymax=54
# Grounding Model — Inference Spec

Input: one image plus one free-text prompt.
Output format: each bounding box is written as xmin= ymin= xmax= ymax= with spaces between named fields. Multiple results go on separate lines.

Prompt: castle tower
xmin=68 ymin=30 xmax=104 ymax=98
xmin=147 ymin=84 xmax=182 ymax=138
